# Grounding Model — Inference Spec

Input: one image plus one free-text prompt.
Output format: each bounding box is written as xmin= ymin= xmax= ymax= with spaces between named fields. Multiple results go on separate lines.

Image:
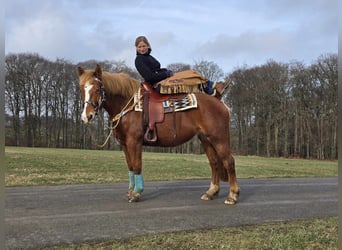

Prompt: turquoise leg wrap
xmin=128 ymin=171 xmax=135 ymax=190
xmin=134 ymin=174 xmax=144 ymax=193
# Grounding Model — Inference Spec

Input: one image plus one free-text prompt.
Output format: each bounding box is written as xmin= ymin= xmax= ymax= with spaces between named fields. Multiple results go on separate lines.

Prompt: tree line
xmin=5 ymin=53 xmax=337 ymax=159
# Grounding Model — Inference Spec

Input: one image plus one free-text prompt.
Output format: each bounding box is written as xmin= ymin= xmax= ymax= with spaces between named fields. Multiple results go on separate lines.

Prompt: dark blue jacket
xmin=135 ymin=49 xmax=169 ymax=85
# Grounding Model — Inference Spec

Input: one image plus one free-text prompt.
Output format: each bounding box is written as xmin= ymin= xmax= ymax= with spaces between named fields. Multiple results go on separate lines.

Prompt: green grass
xmin=46 ymin=217 xmax=337 ymax=250
xmin=236 ymin=155 xmax=338 ymax=178
xmin=5 ymin=146 xmax=337 ymax=186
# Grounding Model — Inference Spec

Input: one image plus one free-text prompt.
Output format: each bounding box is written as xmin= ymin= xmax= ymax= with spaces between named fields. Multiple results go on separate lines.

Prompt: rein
xmin=97 ymin=91 xmax=142 ymax=148
xmin=112 ymin=93 xmax=137 ymax=124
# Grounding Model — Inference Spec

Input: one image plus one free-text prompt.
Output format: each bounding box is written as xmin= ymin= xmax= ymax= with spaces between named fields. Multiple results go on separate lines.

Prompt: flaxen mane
xmin=80 ymin=70 xmax=140 ymax=98
xmin=102 ymin=72 xmax=140 ymax=97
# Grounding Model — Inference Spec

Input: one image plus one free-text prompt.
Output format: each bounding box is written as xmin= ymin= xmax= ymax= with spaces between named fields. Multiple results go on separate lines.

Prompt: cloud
xmin=5 ymin=0 xmax=337 ymax=73
xmin=7 ymin=12 xmax=69 ymax=57
xmin=198 ymin=30 xmax=288 ymax=56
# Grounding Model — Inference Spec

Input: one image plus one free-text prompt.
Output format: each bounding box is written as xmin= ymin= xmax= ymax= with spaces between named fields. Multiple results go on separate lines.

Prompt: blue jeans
xmin=205 ymin=80 xmax=214 ymax=95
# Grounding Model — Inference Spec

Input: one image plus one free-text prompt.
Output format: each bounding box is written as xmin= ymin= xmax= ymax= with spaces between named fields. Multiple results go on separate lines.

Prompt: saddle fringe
xmin=156 ymin=69 xmax=206 ymax=94
xmin=159 ymin=84 xmax=202 ymax=94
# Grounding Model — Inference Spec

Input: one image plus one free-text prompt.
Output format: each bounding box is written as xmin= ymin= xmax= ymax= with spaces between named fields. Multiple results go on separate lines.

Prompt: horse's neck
xmin=103 ymin=95 xmax=130 ymax=119
xmin=102 ymin=73 xmax=139 ymax=119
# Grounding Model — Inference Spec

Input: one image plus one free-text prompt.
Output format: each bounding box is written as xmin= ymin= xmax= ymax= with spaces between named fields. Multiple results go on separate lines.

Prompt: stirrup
xmin=144 ymin=128 xmax=157 ymax=142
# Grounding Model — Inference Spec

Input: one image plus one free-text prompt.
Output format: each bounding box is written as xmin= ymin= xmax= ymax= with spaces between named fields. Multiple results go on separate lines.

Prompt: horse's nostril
xmin=88 ymin=114 xmax=93 ymax=121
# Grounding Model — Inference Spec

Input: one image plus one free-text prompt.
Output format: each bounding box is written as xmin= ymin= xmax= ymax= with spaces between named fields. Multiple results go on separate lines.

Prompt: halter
xmin=84 ymin=77 xmax=106 ymax=113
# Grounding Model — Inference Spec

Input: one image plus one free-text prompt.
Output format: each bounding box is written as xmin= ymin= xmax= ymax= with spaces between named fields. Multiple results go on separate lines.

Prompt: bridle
xmin=84 ymin=77 xmax=106 ymax=113
xmin=82 ymin=76 xmax=141 ymax=148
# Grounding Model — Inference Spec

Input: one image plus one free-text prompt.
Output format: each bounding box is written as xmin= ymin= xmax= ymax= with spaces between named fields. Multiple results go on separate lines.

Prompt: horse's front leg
xmin=122 ymin=143 xmax=144 ymax=202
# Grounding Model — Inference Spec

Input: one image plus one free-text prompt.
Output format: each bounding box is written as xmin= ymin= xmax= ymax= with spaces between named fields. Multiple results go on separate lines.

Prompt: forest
xmin=5 ymin=53 xmax=337 ymax=160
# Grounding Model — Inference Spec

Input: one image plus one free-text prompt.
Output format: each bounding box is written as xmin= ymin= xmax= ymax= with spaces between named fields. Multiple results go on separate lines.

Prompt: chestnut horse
xmin=77 ymin=64 xmax=239 ymax=205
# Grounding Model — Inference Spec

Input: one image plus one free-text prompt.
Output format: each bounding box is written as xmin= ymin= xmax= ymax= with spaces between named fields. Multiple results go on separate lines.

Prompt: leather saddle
xmin=141 ymin=82 xmax=184 ymax=143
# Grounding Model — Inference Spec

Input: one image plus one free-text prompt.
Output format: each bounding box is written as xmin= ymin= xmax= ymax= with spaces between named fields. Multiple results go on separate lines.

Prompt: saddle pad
xmin=134 ymin=88 xmax=198 ymax=113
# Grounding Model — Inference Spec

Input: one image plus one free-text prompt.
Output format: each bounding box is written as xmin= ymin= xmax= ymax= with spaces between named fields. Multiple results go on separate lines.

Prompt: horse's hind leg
xmin=223 ymin=153 xmax=240 ymax=204
xmin=217 ymin=145 xmax=240 ymax=205
xmin=204 ymin=132 xmax=239 ymax=204
xmin=198 ymin=134 xmax=220 ymax=201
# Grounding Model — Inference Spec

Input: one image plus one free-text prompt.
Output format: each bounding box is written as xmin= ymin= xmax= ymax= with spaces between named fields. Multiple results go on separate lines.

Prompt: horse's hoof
xmin=224 ymin=198 xmax=237 ymax=205
xmin=201 ymin=193 xmax=213 ymax=201
xmin=126 ymin=189 xmax=133 ymax=198
xmin=128 ymin=197 xmax=139 ymax=203
xmin=128 ymin=196 xmax=140 ymax=202
xmin=128 ymin=192 xmax=141 ymax=202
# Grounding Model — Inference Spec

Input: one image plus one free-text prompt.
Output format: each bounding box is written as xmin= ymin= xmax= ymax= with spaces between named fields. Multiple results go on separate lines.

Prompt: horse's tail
xmin=218 ymin=105 xmax=233 ymax=183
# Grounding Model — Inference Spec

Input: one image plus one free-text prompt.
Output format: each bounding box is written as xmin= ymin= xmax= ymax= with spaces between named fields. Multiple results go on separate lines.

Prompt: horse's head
xmin=77 ymin=64 xmax=106 ymax=124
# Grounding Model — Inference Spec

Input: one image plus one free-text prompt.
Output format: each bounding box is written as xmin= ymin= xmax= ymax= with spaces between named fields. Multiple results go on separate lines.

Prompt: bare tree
xmin=5 ymin=54 xmax=22 ymax=146
xmin=309 ymin=54 xmax=338 ymax=159
xmin=192 ymin=60 xmax=224 ymax=81
xmin=4 ymin=53 xmax=338 ymax=159
xmin=167 ymin=63 xmax=191 ymax=73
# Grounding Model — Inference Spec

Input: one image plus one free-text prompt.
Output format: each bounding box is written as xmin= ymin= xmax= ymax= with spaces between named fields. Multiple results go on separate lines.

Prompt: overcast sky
xmin=5 ymin=0 xmax=337 ymax=75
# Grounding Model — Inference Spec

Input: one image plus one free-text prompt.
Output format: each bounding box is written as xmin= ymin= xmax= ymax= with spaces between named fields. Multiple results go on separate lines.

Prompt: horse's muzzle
xmin=87 ymin=114 xmax=94 ymax=121
xmin=81 ymin=112 xmax=96 ymax=124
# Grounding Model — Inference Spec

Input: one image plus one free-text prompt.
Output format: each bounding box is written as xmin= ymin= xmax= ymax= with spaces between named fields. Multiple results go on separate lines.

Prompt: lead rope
xmin=97 ymin=92 xmax=142 ymax=148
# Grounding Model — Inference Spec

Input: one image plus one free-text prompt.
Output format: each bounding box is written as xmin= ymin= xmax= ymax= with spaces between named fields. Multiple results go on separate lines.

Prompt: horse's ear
xmin=77 ymin=66 xmax=84 ymax=76
xmin=94 ymin=64 xmax=102 ymax=80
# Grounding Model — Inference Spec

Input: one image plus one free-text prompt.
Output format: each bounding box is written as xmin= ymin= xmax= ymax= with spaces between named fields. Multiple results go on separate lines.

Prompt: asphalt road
xmin=5 ymin=177 xmax=338 ymax=249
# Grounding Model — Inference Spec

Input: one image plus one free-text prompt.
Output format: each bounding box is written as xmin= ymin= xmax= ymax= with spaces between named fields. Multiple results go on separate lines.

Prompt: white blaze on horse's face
xmin=81 ymin=83 xmax=95 ymax=124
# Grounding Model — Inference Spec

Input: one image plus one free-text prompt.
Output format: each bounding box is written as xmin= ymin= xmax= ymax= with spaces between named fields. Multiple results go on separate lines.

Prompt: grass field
xmin=47 ymin=217 xmax=338 ymax=250
xmin=5 ymin=146 xmax=338 ymax=249
xmin=5 ymin=146 xmax=338 ymax=186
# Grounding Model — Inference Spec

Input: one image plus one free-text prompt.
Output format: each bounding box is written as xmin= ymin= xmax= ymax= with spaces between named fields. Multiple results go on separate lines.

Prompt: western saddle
xmin=141 ymin=82 xmax=178 ymax=143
